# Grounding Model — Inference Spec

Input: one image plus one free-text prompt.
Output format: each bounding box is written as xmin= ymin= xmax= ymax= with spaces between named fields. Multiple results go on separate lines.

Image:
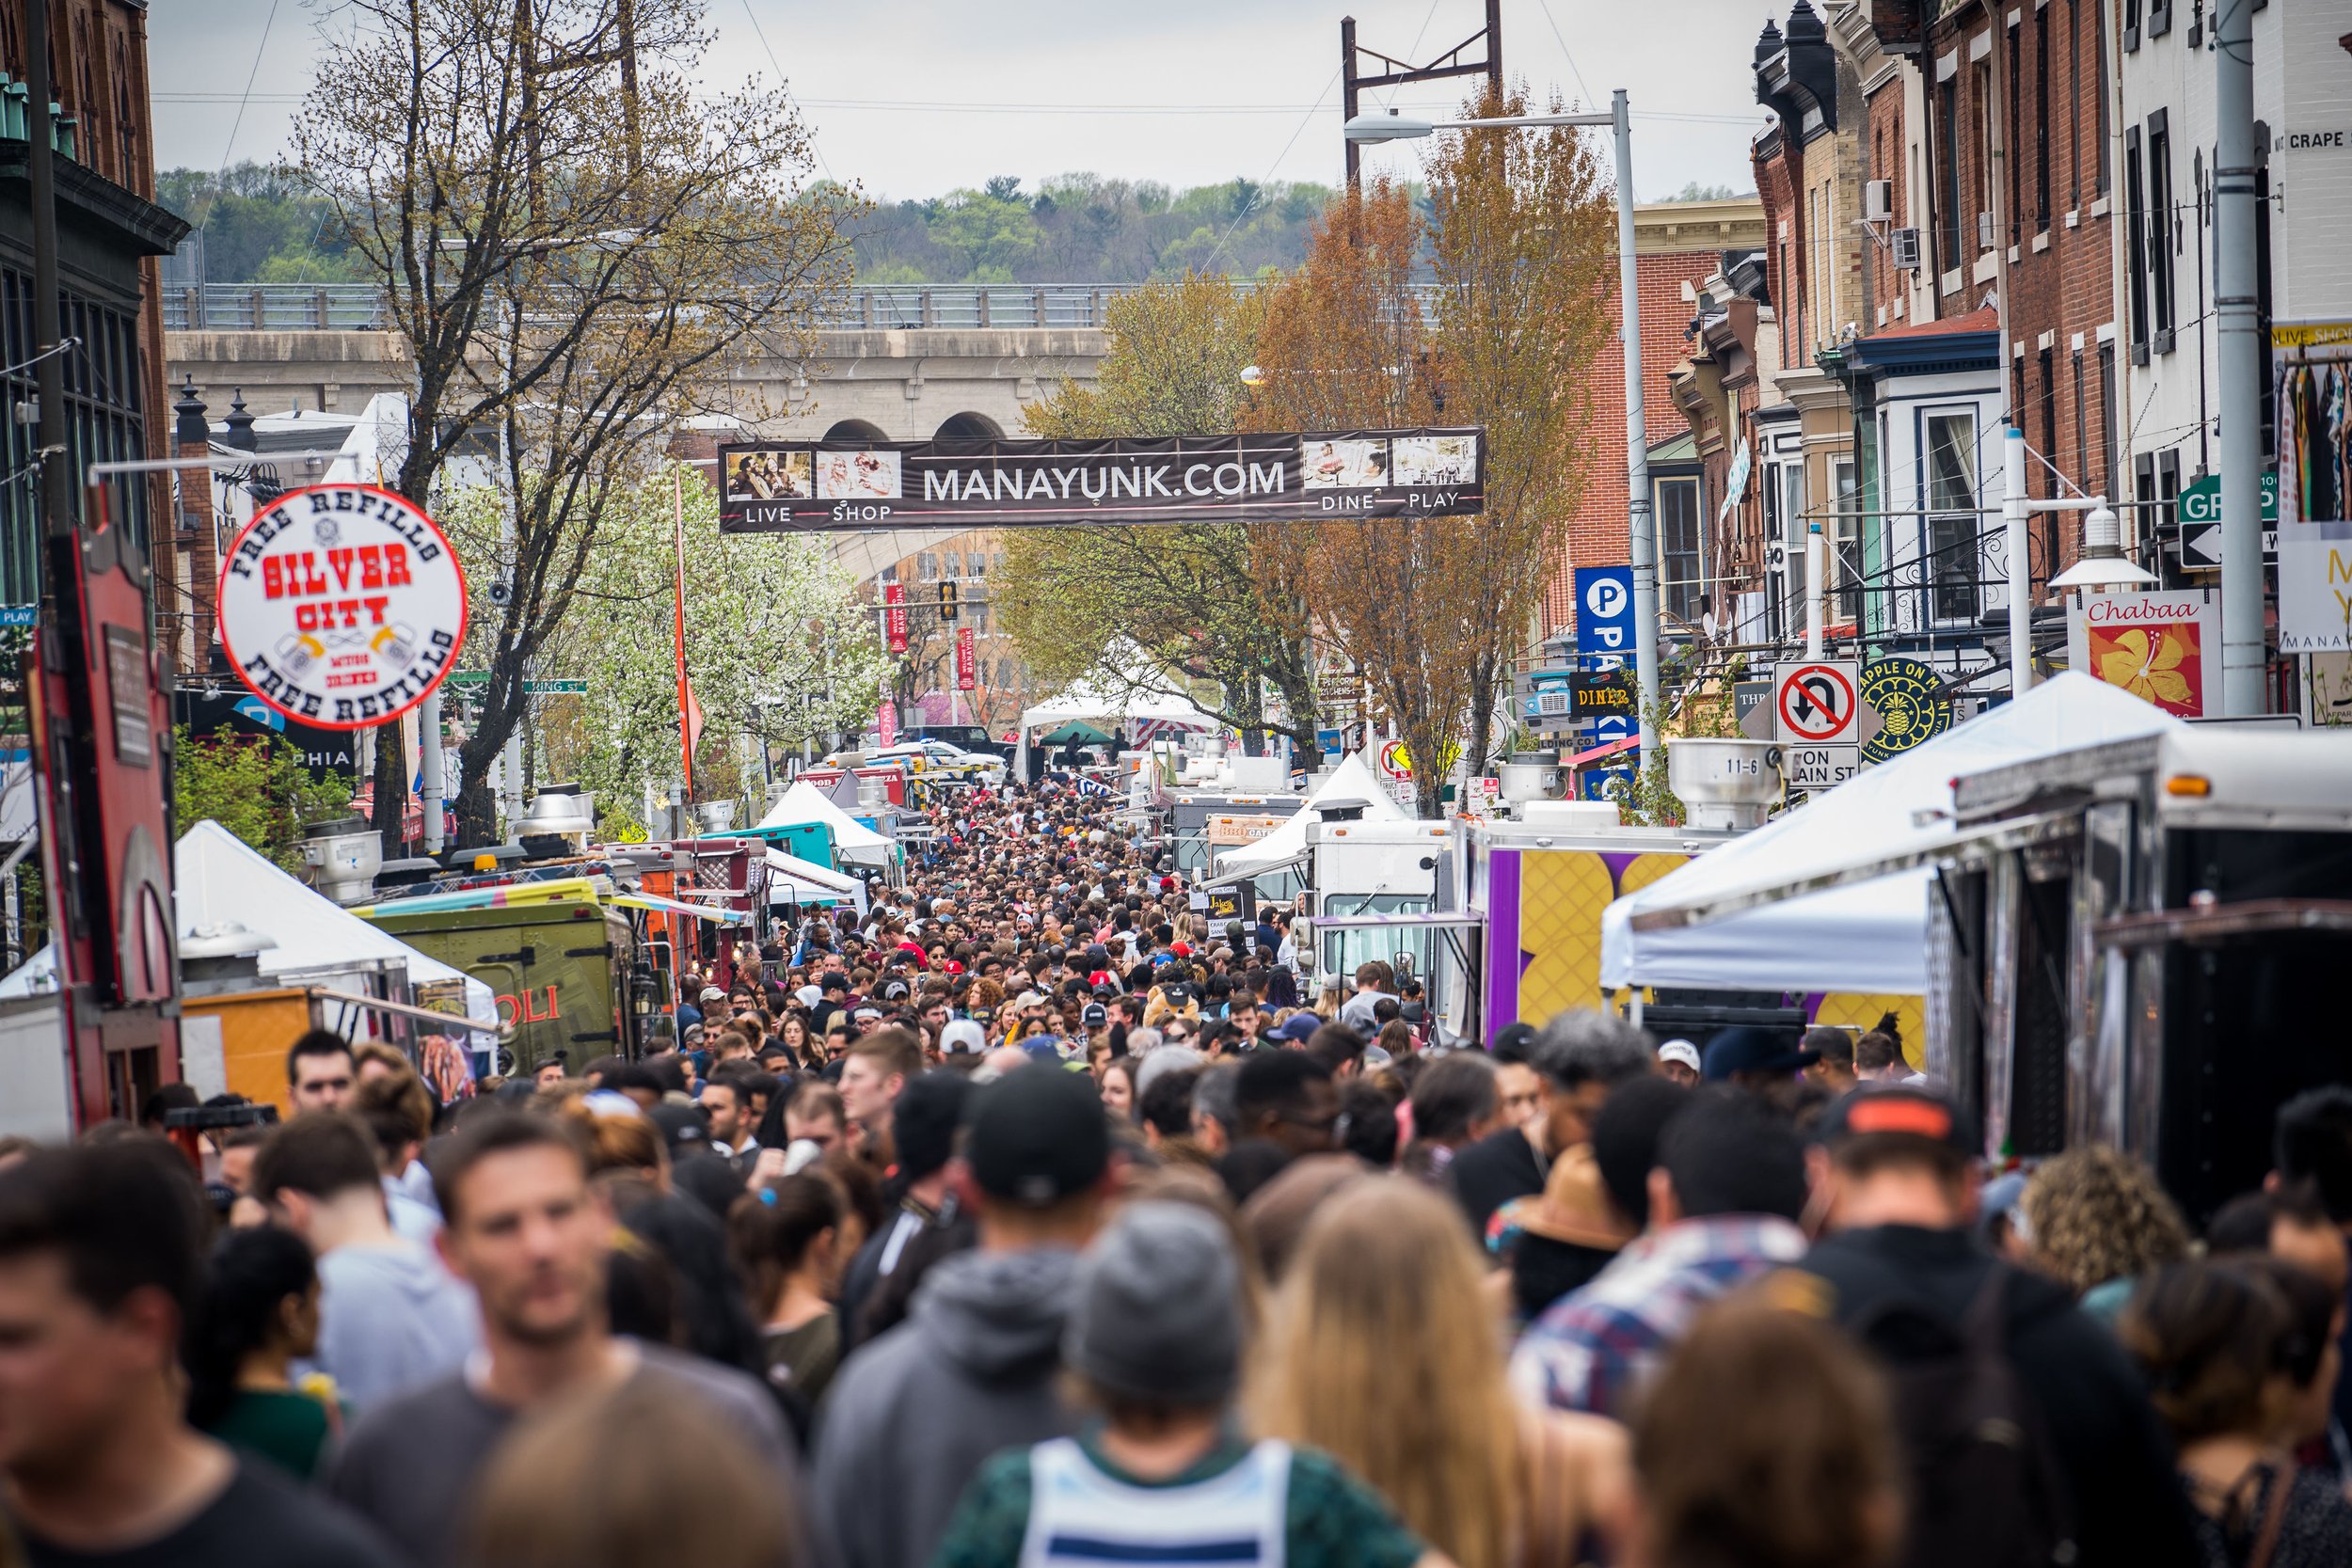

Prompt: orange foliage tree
xmin=1253 ymin=88 xmax=1615 ymax=813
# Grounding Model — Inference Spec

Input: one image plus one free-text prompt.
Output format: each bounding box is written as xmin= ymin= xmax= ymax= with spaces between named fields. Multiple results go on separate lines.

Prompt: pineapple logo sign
xmin=218 ymin=483 xmax=469 ymax=732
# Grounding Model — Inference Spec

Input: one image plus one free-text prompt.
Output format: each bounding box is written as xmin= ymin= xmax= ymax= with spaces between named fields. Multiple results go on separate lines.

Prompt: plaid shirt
xmin=1508 ymin=1214 xmax=1809 ymax=1418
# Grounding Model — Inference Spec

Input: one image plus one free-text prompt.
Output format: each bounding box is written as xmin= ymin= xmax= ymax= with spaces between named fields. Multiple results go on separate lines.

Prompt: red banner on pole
xmin=878 ymin=699 xmax=898 ymax=749
xmin=675 ymin=470 xmax=702 ymax=794
xmin=955 ymin=626 xmax=977 ymax=690
xmin=883 ymin=581 xmax=908 ymax=654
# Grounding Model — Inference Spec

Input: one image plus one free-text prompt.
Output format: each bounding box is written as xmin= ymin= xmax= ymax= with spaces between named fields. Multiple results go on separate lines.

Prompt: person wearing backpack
xmin=1797 ymin=1085 xmax=2201 ymax=1568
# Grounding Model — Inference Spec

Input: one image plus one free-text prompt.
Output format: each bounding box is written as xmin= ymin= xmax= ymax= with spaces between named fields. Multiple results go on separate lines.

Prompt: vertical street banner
xmin=955 ymin=627 xmax=977 ymax=690
xmin=674 ymin=471 xmax=702 ymax=793
xmin=883 ymin=581 xmax=909 ymax=654
xmin=717 ymin=430 xmax=1486 ymax=532
xmin=878 ymin=699 xmax=898 ymax=750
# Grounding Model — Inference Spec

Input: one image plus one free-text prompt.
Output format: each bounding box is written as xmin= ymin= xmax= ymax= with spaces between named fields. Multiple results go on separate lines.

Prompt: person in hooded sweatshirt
xmin=812 ymin=1062 xmax=1113 ymax=1568
xmin=248 ymin=1112 xmax=480 ymax=1414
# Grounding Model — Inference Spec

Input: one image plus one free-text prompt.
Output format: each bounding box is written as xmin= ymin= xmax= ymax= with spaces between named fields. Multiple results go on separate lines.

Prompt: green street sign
xmin=445 ymin=673 xmax=588 ymax=693
xmin=2176 ymin=471 xmax=2277 ymax=526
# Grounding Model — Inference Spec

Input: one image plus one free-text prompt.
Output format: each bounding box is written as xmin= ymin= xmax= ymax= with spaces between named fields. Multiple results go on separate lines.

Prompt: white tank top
xmin=1019 ymin=1435 xmax=1293 ymax=1567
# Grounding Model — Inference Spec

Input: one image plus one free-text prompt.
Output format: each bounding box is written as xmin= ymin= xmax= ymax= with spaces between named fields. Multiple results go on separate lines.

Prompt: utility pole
xmin=1613 ymin=89 xmax=1661 ymax=755
xmin=2214 ymin=0 xmax=2266 ymax=715
xmin=1340 ymin=1 xmax=1502 ymax=192
xmin=25 ymin=0 xmax=72 ymax=546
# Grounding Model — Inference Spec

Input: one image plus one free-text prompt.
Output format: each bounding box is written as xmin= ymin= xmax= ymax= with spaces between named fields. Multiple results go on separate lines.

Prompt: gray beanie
xmin=1065 ymin=1201 xmax=1242 ymax=1407
xmin=1132 ymin=1043 xmax=1205 ymax=1103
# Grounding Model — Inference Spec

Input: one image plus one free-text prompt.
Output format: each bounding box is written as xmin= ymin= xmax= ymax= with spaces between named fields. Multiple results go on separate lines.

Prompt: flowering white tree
xmin=445 ymin=463 xmax=883 ymax=835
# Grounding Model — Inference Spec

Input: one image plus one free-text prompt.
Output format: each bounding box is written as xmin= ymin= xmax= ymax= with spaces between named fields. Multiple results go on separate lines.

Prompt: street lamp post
xmin=1345 ymin=91 xmax=1660 ymax=753
xmin=2002 ymin=423 xmax=2146 ymax=696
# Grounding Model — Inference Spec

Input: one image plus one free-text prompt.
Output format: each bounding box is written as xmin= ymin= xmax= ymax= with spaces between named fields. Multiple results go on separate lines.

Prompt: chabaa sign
xmin=218 ymin=484 xmax=468 ymax=732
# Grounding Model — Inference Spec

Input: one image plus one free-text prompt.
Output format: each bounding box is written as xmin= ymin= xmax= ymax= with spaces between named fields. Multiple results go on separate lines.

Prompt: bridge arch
xmin=933 ymin=411 xmax=1005 ymax=441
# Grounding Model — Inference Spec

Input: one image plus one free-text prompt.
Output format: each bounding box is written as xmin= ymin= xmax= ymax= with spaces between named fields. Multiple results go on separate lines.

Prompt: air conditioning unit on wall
xmin=1865 ymin=180 xmax=1893 ymax=222
xmin=1891 ymin=228 xmax=1921 ymax=270
xmin=1978 ymin=210 xmax=1998 ymax=251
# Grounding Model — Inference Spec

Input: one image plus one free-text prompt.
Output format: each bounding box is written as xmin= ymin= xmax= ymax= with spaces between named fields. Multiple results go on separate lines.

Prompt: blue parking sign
xmin=1575 ymin=566 xmax=1634 ymax=658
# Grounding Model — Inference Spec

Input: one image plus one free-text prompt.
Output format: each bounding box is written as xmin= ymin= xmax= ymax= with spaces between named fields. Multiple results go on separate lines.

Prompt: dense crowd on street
xmin=2 ymin=776 xmax=2350 ymax=1568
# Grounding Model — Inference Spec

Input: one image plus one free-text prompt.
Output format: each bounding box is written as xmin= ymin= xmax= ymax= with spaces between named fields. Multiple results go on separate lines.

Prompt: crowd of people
xmin=2 ymin=777 xmax=2350 ymax=1568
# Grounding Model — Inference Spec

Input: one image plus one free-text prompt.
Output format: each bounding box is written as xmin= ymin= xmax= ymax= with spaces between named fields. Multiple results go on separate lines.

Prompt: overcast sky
xmin=149 ymin=0 xmax=1772 ymax=202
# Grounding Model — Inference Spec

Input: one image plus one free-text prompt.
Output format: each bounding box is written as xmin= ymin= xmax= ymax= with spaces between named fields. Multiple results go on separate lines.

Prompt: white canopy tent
xmin=1599 ymin=674 xmax=2183 ymax=995
xmin=758 ymin=780 xmax=897 ymax=866
xmin=0 ymin=821 xmax=498 ymax=1034
xmin=1012 ymin=657 xmax=1223 ymax=778
xmin=1211 ymin=751 xmax=1406 ymax=880
xmin=177 ymin=821 xmax=499 ymax=1027
xmin=765 ymin=847 xmax=869 ymax=912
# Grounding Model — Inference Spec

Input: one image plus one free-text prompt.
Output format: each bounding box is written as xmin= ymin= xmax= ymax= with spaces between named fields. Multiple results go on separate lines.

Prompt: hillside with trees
xmin=158 ymin=163 xmax=1342 ymax=284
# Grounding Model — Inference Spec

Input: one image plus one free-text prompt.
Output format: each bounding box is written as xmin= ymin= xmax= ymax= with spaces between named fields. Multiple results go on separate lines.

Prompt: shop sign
xmin=217 ymin=483 xmax=467 ymax=731
xmin=2065 ymin=588 xmax=2220 ymax=717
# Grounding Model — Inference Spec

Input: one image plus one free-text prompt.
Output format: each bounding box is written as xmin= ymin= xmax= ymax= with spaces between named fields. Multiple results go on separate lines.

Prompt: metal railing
xmin=165 ymin=280 xmax=1454 ymax=333
xmin=165 ymin=282 xmax=1152 ymax=334
xmin=165 ymin=283 xmax=393 ymax=331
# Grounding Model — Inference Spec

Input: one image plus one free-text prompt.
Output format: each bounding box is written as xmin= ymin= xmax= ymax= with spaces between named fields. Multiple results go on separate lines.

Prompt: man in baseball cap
xmin=1656 ymin=1039 xmax=1702 ymax=1086
xmin=1700 ymin=1026 xmax=1818 ymax=1097
xmin=812 ymin=1064 xmax=1112 ymax=1568
xmin=1797 ymin=1082 xmax=2200 ymax=1568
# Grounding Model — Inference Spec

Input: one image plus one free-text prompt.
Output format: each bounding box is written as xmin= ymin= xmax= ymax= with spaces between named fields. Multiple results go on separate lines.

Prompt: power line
xmin=197 ymin=0 xmax=280 ymax=240
xmin=739 ymin=1 xmax=836 ymax=186
xmin=149 ymin=92 xmax=1759 ymax=126
xmin=1530 ymin=0 xmax=1597 ymax=109
xmin=1202 ymin=65 xmax=1344 ymax=273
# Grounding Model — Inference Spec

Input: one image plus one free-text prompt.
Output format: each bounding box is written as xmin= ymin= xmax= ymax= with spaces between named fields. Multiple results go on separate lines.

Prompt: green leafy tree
xmin=928 ymin=188 xmax=1041 ymax=280
xmin=999 ymin=274 xmax=1318 ymax=755
xmin=294 ymin=0 xmax=860 ymax=847
xmin=171 ymin=727 xmax=355 ymax=871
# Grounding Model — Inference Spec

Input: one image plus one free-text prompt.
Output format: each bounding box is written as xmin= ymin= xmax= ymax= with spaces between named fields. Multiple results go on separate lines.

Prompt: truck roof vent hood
xmin=1311 ymin=797 xmax=1372 ymax=822
xmin=516 ymin=787 xmax=597 ymax=838
xmin=181 ymin=919 xmax=275 ymax=993
xmin=299 ymin=816 xmax=382 ymax=907
xmin=1665 ymin=738 xmax=1784 ymax=832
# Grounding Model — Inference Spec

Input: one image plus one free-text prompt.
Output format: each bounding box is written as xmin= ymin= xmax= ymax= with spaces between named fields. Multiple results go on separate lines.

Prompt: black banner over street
xmin=716 ymin=430 xmax=1486 ymax=532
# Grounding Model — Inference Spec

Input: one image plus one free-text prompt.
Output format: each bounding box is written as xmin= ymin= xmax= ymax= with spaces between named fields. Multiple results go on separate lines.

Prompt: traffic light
xmin=939 ymin=580 xmax=959 ymax=622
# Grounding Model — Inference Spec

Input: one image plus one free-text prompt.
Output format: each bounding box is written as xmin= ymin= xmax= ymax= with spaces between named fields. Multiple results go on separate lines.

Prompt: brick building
xmin=1544 ymin=198 xmax=1768 ymax=639
xmin=1673 ymin=0 xmax=2127 ymax=691
xmin=0 ymin=0 xmax=180 ymax=631
xmin=1862 ymin=0 xmax=2121 ymax=594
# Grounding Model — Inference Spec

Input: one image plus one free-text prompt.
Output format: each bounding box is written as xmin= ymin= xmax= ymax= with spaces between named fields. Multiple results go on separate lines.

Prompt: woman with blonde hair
xmin=1248 ymin=1176 xmax=1628 ymax=1568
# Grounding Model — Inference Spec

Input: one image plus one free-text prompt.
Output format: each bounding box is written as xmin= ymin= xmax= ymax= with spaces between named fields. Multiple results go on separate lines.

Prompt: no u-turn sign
xmin=1774 ymin=660 xmax=1859 ymax=746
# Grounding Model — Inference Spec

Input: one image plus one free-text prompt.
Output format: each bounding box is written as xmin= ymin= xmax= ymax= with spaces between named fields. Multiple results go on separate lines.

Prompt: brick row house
xmin=1656 ymin=0 xmax=2128 ymax=700
xmin=1539 ymin=198 xmax=1769 ymax=643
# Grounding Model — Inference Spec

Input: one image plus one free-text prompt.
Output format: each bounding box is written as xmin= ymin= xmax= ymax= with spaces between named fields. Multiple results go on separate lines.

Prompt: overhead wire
xmin=196 ymin=0 xmax=280 ymax=243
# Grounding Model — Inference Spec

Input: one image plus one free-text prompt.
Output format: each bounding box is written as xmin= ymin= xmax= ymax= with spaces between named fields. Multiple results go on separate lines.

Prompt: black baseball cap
xmin=646 ymin=1101 xmax=709 ymax=1155
xmin=1701 ymin=1026 xmax=1819 ymax=1080
xmin=964 ymin=1062 xmax=1111 ymax=1208
xmin=1081 ymin=1002 xmax=1108 ymax=1028
xmin=1818 ymin=1083 xmax=1979 ymax=1155
xmin=819 ymin=973 xmax=850 ymax=994
xmin=893 ymin=1070 xmax=972 ymax=1182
